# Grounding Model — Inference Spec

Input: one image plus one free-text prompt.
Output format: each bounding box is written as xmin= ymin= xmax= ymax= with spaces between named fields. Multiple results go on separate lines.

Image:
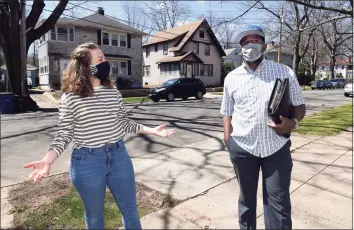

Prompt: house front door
xmin=59 ymin=59 xmax=70 ymax=81
xmin=186 ymin=64 xmax=192 ymax=78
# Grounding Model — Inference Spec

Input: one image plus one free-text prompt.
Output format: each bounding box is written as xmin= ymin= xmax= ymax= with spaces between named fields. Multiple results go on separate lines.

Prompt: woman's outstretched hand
xmin=23 ymin=160 xmax=51 ymax=183
xmin=152 ymin=124 xmax=176 ymax=137
xmin=139 ymin=124 xmax=175 ymax=137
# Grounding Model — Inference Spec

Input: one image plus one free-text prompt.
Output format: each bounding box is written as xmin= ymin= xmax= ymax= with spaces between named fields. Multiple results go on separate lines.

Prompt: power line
xmin=29 ymin=2 xmax=279 ymax=47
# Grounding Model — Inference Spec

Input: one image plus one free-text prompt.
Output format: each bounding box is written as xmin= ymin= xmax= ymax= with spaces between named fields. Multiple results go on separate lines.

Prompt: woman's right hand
xmin=23 ymin=160 xmax=51 ymax=183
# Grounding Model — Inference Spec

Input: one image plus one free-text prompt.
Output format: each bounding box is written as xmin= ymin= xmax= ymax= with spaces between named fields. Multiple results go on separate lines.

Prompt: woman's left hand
xmin=152 ymin=124 xmax=176 ymax=137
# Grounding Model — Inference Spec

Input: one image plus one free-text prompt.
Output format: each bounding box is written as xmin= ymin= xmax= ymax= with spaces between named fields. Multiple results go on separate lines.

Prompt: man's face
xmin=240 ymin=34 xmax=266 ymax=51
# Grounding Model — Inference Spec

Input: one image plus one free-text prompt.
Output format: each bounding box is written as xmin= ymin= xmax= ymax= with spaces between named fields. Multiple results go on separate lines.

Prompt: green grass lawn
xmin=294 ymin=103 xmax=353 ymax=136
xmin=10 ymin=188 xmax=150 ymax=229
xmin=123 ymin=96 xmax=151 ymax=103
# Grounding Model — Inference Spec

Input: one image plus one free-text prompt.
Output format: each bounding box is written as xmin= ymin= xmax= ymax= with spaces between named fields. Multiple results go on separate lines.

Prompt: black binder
xmin=268 ymin=78 xmax=293 ymax=138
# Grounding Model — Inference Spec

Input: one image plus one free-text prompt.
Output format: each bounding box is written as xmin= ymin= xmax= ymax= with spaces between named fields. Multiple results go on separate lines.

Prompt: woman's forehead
xmin=90 ymin=49 xmax=104 ymax=57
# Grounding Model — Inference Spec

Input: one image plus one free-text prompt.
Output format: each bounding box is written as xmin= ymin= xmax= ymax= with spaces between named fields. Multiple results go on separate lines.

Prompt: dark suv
xmin=148 ymin=78 xmax=206 ymax=102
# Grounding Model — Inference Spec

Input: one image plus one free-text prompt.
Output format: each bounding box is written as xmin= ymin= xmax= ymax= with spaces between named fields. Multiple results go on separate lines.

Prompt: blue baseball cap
xmin=236 ymin=25 xmax=265 ymax=44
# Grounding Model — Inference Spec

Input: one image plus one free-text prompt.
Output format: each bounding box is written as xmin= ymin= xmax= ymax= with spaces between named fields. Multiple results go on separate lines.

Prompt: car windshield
xmin=160 ymin=79 xmax=178 ymax=87
xmin=318 ymin=80 xmax=325 ymax=83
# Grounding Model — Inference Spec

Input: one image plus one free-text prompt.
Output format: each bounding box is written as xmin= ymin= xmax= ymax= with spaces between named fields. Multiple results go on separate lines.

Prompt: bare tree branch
xmin=285 ymin=0 xmax=353 ymax=17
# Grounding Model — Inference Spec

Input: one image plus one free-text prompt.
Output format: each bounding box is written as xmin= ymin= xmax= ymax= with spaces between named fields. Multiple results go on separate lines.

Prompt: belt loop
xmin=117 ymin=140 xmax=121 ymax=148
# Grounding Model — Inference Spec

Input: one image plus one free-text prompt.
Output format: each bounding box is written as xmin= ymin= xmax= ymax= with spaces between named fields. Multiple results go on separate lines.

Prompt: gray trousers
xmin=226 ymin=138 xmax=293 ymax=230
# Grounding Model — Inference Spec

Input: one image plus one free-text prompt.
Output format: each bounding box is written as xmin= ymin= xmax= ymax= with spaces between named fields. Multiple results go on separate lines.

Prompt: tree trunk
xmin=292 ymin=32 xmax=302 ymax=79
xmin=329 ymin=51 xmax=336 ymax=79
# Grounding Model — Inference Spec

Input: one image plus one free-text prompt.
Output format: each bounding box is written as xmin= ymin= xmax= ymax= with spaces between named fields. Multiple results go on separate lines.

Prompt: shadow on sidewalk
xmin=38 ymin=108 xmax=59 ymax=113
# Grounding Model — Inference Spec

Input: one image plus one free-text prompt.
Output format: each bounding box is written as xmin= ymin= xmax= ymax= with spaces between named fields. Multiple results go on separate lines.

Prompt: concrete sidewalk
xmin=139 ymin=130 xmax=353 ymax=229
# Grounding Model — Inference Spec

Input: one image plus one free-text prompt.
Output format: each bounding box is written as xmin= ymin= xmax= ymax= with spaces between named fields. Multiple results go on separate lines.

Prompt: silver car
xmin=344 ymin=82 xmax=353 ymax=97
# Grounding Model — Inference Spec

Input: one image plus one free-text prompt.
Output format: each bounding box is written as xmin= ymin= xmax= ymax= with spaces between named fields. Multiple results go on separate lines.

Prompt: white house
xmin=142 ymin=19 xmax=226 ymax=87
xmin=317 ymin=58 xmax=353 ymax=79
xmin=223 ymin=47 xmax=243 ymax=69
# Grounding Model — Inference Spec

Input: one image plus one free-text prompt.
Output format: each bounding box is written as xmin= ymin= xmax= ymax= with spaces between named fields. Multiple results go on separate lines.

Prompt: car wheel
xmin=166 ymin=93 xmax=175 ymax=102
xmin=182 ymin=96 xmax=188 ymax=100
xmin=195 ymin=90 xmax=203 ymax=99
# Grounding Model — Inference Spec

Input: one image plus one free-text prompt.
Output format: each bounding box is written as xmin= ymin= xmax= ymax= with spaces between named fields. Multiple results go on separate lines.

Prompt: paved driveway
xmin=1 ymin=89 xmax=351 ymax=187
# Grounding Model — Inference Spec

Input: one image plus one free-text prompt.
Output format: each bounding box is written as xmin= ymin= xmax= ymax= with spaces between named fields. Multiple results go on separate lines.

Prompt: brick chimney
xmin=97 ymin=7 xmax=104 ymax=15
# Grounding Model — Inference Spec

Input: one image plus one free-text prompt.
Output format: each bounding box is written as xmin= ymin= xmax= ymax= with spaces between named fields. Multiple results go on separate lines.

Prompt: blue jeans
xmin=69 ymin=140 xmax=142 ymax=230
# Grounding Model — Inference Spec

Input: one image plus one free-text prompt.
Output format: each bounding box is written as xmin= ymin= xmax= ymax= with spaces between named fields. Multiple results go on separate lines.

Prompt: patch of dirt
xmin=49 ymin=90 xmax=63 ymax=100
xmin=8 ymin=173 xmax=72 ymax=211
xmin=7 ymin=172 xmax=181 ymax=228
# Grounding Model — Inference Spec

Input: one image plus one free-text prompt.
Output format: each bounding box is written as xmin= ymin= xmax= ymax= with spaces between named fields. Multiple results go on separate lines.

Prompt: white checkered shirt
xmin=220 ymin=59 xmax=306 ymax=158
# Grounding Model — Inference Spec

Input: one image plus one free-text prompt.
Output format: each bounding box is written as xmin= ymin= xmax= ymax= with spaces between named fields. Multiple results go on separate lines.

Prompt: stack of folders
xmin=268 ymin=78 xmax=293 ymax=138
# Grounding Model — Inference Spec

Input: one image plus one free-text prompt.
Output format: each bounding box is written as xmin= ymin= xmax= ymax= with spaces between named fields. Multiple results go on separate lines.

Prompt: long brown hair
xmin=61 ymin=42 xmax=114 ymax=97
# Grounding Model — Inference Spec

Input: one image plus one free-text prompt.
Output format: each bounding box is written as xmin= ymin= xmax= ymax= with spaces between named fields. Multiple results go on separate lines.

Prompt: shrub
xmin=116 ymin=77 xmax=133 ymax=90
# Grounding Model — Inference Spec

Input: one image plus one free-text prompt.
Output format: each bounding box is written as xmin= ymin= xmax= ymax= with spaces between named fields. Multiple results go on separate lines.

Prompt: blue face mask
xmin=91 ymin=61 xmax=111 ymax=81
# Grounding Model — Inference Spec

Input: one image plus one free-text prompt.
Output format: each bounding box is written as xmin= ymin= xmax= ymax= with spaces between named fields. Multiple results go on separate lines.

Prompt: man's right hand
xmin=224 ymin=134 xmax=230 ymax=145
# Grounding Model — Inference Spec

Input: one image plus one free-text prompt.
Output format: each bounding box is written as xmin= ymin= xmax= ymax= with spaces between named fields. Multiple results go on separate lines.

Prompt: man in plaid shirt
xmin=221 ymin=25 xmax=306 ymax=230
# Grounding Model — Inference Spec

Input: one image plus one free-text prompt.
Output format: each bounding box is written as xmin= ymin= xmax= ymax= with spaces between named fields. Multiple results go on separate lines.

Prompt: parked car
xmin=324 ymin=80 xmax=333 ymax=89
xmin=311 ymin=80 xmax=326 ymax=90
xmin=329 ymin=78 xmax=345 ymax=88
xmin=148 ymin=78 xmax=206 ymax=102
xmin=27 ymin=76 xmax=32 ymax=89
xmin=344 ymin=80 xmax=353 ymax=97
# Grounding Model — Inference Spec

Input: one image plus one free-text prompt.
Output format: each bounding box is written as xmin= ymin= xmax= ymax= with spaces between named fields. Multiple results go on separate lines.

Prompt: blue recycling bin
xmin=0 ymin=92 xmax=15 ymax=114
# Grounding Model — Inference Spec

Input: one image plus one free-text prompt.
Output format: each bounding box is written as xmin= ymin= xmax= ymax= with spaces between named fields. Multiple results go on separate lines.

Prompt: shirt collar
xmin=242 ymin=58 xmax=267 ymax=72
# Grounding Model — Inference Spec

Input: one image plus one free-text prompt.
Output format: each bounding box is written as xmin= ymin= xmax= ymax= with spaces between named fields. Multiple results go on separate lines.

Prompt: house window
xmin=193 ymin=63 xmax=199 ymax=76
xmin=57 ymin=27 xmax=68 ymax=41
xmin=180 ymin=63 xmax=186 ymax=75
xmin=199 ymin=30 xmax=204 ymax=38
xmin=163 ymin=42 xmax=168 ymax=55
xmin=161 ymin=64 xmax=165 ymax=75
xmin=173 ymin=63 xmax=180 ymax=75
xmin=322 ymin=66 xmax=325 ymax=70
xmin=111 ymin=61 xmax=119 ymax=74
xmin=51 ymin=28 xmax=56 ymax=40
xmin=109 ymin=60 xmax=128 ymax=75
xmin=205 ymin=44 xmax=210 ymax=56
xmin=202 ymin=64 xmax=213 ymax=76
xmin=193 ymin=42 xmax=199 ymax=54
xmin=120 ymin=61 xmax=127 ymax=74
xmin=342 ymin=65 xmax=344 ymax=69
xmin=120 ymin=34 xmax=127 ymax=47
xmin=69 ymin=28 xmax=74 ymax=41
xmin=111 ymin=34 xmax=118 ymax=46
xmin=102 ymin=32 xmax=127 ymax=47
xmin=54 ymin=58 xmax=60 ymax=71
xmin=50 ymin=26 xmax=75 ymax=41
xmin=146 ymin=47 xmax=150 ymax=58
xmin=102 ymin=32 xmax=110 ymax=45
xmin=155 ymin=44 xmax=158 ymax=52
xmin=143 ymin=65 xmax=151 ymax=77
xmin=39 ymin=57 xmax=48 ymax=75
xmin=27 ymin=71 xmax=31 ymax=77
xmin=39 ymin=34 xmax=47 ymax=44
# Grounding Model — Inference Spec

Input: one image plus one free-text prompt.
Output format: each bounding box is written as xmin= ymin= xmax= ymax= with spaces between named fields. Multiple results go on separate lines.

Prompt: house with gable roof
xmin=37 ymin=7 xmax=147 ymax=89
xmin=142 ymin=19 xmax=226 ymax=87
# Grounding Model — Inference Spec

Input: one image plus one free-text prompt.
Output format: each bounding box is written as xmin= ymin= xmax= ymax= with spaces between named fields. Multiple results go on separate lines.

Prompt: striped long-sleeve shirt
xmin=49 ymin=86 xmax=143 ymax=156
xmin=220 ymin=59 xmax=306 ymax=158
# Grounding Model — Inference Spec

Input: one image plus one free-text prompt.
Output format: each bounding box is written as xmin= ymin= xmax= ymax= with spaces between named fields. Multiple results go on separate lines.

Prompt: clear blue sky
xmin=29 ymin=0 xmax=284 ymax=54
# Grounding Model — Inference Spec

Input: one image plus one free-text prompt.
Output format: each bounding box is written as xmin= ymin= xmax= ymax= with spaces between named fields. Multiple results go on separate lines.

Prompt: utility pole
xmin=278 ymin=6 xmax=284 ymax=63
xmin=20 ymin=0 xmax=27 ymax=95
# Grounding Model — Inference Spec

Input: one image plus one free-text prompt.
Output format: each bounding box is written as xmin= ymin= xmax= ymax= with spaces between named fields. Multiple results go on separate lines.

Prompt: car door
xmin=171 ymin=79 xmax=184 ymax=98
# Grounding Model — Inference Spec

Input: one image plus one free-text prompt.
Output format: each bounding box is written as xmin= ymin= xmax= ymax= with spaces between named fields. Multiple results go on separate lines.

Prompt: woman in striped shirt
xmin=23 ymin=42 xmax=175 ymax=230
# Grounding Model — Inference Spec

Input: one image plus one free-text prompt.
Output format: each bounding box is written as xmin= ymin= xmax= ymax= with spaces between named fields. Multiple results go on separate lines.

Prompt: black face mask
xmin=91 ymin=61 xmax=110 ymax=81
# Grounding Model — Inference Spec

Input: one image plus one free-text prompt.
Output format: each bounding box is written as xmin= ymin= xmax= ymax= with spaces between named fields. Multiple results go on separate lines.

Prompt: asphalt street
xmin=1 ymin=89 xmax=352 ymax=187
